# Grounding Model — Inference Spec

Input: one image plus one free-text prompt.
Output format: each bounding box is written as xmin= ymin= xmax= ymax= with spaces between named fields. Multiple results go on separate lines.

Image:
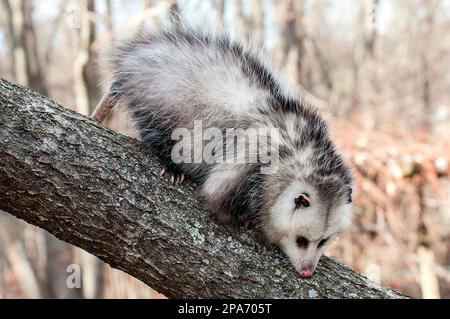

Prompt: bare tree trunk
xmin=349 ymin=0 xmax=380 ymax=116
xmin=74 ymin=0 xmax=100 ymax=116
xmin=415 ymin=3 xmax=439 ymax=296
xmin=21 ymin=0 xmax=48 ymax=95
xmin=420 ymin=0 xmax=438 ymax=131
xmin=0 ymin=229 xmax=42 ymax=298
xmin=416 ymin=178 xmax=440 ymax=299
xmin=23 ymin=0 xmax=76 ymax=299
xmin=2 ymin=0 xmax=78 ymax=300
xmin=3 ymin=0 xmax=28 ymax=86
xmin=105 ymin=0 xmax=114 ymax=32
xmin=349 ymin=2 xmax=366 ymax=114
xmin=44 ymin=3 xmax=67 ymax=68
xmin=236 ymin=0 xmax=264 ymax=41
xmin=365 ymin=0 xmax=379 ymax=59
xmin=76 ymin=1 xmax=105 ymax=297
xmin=0 ymin=236 xmax=4 ymax=298
xmin=44 ymin=234 xmax=84 ymax=299
xmin=0 ymin=78 xmax=407 ymax=299
xmin=279 ymin=0 xmax=306 ymax=87
xmin=421 ymin=55 xmax=431 ymax=131
xmin=250 ymin=0 xmax=264 ymax=41
xmin=3 ymin=0 xmax=49 ymax=94
xmin=0 ymin=1 xmax=15 ymax=77
xmin=305 ymin=37 xmax=333 ymax=92
xmin=75 ymin=246 xmax=104 ymax=299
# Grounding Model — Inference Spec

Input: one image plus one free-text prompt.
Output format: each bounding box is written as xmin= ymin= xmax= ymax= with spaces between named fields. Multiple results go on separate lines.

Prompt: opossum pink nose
xmin=299 ymin=269 xmax=314 ymax=279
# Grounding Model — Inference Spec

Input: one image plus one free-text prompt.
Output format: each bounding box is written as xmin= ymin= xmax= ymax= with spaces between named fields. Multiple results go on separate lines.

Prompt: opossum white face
xmin=266 ymin=180 xmax=353 ymax=279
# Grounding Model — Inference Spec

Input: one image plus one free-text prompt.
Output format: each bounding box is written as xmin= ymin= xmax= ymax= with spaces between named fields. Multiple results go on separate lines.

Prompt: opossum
xmin=91 ymin=25 xmax=353 ymax=279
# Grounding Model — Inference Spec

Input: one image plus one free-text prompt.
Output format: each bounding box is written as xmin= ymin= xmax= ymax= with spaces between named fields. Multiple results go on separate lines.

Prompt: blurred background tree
xmin=0 ymin=0 xmax=449 ymax=299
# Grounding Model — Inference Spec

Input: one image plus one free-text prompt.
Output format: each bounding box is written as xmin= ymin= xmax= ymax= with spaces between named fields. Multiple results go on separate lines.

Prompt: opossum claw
xmin=160 ymin=164 xmax=185 ymax=185
xmin=175 ymin=173 xmax=186 ymax=185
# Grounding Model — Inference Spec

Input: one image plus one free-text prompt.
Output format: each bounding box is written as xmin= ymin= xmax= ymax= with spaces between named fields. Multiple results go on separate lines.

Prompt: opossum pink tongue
xmin=298 ymin=269 xmax=315 ymax=279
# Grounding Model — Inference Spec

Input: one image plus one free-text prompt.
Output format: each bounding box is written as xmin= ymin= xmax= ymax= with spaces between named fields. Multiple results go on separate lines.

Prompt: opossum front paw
xmin=210 ymin=210 xmax=235 ymax=226
xmin=160 ymin=164 xmax=185 ymax=185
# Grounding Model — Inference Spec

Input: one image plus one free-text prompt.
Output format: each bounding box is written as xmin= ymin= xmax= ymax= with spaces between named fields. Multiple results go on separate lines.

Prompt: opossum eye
xmin=346 ymin=188 xmax=353 ymax=204
xmin=295 ymin=193 xmax=311 ymax=209
xmin=296 ymin=236 xmax=309 ymax=249
xmin=318 ymin=238 xmax=329 ymax=248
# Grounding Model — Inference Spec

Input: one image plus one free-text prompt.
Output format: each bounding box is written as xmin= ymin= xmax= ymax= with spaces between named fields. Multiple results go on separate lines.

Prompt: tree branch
xmin=0 ymin=78 xmax=407 ymax=299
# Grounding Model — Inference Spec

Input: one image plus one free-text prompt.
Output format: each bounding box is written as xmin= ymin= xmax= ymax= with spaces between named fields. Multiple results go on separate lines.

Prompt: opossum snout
xmin=297 ymin=263 xmax=316 ymax=279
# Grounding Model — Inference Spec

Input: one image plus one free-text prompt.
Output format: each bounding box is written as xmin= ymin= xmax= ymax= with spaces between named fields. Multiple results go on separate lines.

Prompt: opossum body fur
xmin=92 ymin=25 xmax=353 ymax=278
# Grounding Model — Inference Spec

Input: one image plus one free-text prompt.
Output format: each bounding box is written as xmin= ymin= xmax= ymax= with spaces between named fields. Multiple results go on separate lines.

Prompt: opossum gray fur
xmin=91 ymin=24 xmax=353 ymax=278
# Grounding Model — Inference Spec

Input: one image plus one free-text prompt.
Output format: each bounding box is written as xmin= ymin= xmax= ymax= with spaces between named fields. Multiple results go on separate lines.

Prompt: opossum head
xmin=260 ymin=159 xmax=353 ymax=279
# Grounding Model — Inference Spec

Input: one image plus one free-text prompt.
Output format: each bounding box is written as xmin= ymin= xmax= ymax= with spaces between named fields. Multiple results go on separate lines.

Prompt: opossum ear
xmin=295 ymin=193 xmax=311 ymax=209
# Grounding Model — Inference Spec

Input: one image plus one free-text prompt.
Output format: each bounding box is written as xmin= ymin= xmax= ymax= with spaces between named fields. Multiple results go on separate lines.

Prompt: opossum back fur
xmin=100 ymin=24 xmax=353 ymax=228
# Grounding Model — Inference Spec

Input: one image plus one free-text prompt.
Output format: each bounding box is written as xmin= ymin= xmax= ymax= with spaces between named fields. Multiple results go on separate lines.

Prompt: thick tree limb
xmin=0 ymin=78 xmax=407 ymax=299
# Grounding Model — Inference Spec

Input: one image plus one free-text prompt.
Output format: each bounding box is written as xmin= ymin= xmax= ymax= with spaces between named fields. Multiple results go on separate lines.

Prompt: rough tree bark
xmin=0 ymin=79 xmax=407 ymax=299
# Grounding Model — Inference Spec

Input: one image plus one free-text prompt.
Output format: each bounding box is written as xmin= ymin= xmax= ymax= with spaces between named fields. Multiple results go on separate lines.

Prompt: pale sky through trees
xmin=24 ymin=0 xmax=450 ymax=48
xmin=27 ymin=0 xmax=395 ymax=38
xmin=0 ymin=0 xmax=393 ymax=57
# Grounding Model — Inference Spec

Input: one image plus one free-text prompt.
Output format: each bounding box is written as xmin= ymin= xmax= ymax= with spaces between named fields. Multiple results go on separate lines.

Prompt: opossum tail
xmin=90 ymin=78 xmax=123 ymax=123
